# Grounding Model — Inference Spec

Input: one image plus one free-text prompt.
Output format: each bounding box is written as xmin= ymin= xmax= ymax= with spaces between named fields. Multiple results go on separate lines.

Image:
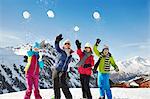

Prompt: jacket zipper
xmin=34 ymin=55 xmax=38 ymax=75
xmin=62 ymin=56 xmax=68 ymax=71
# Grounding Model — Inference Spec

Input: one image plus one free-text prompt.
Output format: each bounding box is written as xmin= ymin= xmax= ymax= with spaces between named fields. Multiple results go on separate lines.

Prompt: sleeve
xmin=93 ymin=44 xmax=100 ymax=57
xmin=55 ymin=41 xmax=64 ymax=53
xmin=77 ymin=48 xmax=84 ymax=59
xmin=24 ymin=57 xmax=32 ymax=73
xmin=39 ymin=61 xmax=44 ymax=69
xmin=110 ymin=56 xmax=118 ymax=69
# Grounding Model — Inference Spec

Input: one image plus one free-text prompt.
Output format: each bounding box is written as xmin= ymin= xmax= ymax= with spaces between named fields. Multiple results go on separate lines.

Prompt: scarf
xmin=76 ymin=51 xmax=92 ymax=67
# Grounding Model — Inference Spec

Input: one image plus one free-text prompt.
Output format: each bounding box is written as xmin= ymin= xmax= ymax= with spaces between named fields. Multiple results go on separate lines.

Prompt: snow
xmin=130 ymin=81 xmax=139 ymax=87
xmin=93 ymin=11 xmax=101 ymax=20
xmin=22 ymin=11 xmax=31 ymax=19
xmin=0 ymin=88 xmax=150 ymax=99
xmin=74 ymin=26 xmax=80 ymax=32
xmin=47 ymin=10 xmax=55 ymax=18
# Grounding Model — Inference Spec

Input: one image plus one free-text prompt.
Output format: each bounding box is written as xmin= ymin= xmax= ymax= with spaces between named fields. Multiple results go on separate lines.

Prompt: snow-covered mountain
xmin=0 ymin=41 xmax=150 ymax=94
xmin=111 ymin=56 xmax=150 ymax=83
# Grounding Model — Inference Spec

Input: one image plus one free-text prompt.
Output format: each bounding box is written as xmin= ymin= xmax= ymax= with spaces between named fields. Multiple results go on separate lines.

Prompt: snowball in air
xmin=23 ymin=11 xmax=31 ymax=19
xmin=93 ymin=11 xmax=101 ymax=20
xmin=47 ymin=10 xmax=55 ymax=18
xmin=74 ymin=26 xmax=80 ymax=32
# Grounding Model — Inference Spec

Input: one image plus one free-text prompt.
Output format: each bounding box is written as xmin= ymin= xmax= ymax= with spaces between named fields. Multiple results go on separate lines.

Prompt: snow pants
xmin=80 ymin=74 xmax=92 ymax=99
xmin=98 ymin=72 xmax=112 ymax=99
xmin=24 ymin=74 xmax=42 ymax=99
xmin=53 ymin=72 xmax=72 ymax=99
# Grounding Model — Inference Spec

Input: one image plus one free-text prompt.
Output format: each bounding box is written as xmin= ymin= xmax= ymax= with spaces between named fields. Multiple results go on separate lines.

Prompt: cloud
xmin=121 ymin=42 xmax=150 ymax=49
xmin=0 ymin=33 xmax=22 ymax=47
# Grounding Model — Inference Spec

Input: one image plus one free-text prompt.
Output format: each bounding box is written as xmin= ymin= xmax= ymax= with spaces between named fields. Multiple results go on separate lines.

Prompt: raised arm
xmin=55 ymin=34 xmax=64 ymax=53
xmin=77 ymin=48 xmax=84 ymax=58
xmin=75 ymin=40 xmax=84 ymax=58
xmin=93 ymin=44 xmax=100 ymax=57
xmin=93 ymin=38 xmax=101 ymax=57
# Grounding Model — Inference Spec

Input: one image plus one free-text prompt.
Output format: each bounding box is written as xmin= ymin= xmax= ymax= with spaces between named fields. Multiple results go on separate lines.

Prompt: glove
xmin=96 ymin=38 xmax=101 ymax=46
xmin=75 ymin=40 xmax=81 ymax=49
xmin=83 ymin=64 xmax=91 ymax=68
xmin=56 ymin=34 xmax=63 ymax=43
xmin=92 ymin=69 xmax=98 ymax=74
xmin=115 ymin=68 xmax=119 ymax=72
xmin=23 ymin=55 xmax=28 ymax=63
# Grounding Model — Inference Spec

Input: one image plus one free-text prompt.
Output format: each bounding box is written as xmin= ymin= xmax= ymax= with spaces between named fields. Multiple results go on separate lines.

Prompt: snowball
xmin=23 ymin=11 xmax=31 ymax=19
xmin=47 ymin=10 xmax=55 ymax=18
xmin=93 ymin=11 xmax=101 ymax=20
xmin=74 ymin=26 xmax=80 ymax=32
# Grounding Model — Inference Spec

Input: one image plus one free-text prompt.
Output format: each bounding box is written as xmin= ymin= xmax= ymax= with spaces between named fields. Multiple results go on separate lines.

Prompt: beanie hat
xmin=63 ymin=39 xmax=71 ymax=45
xmin=103 ymin=45 xmax=109 ymax=50
xmin=84 ymin=43 xmax=91 ymax=48
xmin=33 ymin=42 xmax=40 ymax=49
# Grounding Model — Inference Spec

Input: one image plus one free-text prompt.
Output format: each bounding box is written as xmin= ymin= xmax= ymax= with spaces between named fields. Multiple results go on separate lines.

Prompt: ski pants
xmin=24 ymin=74 xmax=42 ymax=99
xmin=53 ymin=72 xmax=72 ymax=99
xmin=80 ymin=74 xmax=92 ymax=99
xmin=98 ymin=72 xmax=112 ymax=99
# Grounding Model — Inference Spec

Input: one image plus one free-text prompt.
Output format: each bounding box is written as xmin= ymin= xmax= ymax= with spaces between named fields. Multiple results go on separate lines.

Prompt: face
xmin=64 ymin=43 xmax=71 ymax=49
xmin=103 ymin=49 xmax=109 ymax=56
xmin=33 ymin=48 xmax=39 ymax=52
xmin=85 ymin=47 xmax=91 ymax=52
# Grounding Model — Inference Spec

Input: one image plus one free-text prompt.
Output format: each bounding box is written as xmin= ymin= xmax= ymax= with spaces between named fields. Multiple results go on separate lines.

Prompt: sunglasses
xmin=65 ymin=43 xmax=70 ymax=45
xmin=85 ymin=47 xmax=90 ymax=49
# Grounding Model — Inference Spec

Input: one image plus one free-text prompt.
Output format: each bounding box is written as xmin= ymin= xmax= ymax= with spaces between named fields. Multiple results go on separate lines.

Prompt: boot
xmin=99 ymin=96 xmax=105 ymax=99
xmin=24 ymin=90 xmax=32 ymax=99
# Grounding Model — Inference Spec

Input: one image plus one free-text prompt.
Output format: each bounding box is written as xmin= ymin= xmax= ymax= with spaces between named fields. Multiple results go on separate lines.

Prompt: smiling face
xmin=85 ymin=47 xmax=91 ymax=52
xmin=103 ymin=49 xmax=109 ymax=56
xmin=64 ymin=42 xmax=71 ymax=49
xmin=33 ymin=48 xmax=39 ymax=52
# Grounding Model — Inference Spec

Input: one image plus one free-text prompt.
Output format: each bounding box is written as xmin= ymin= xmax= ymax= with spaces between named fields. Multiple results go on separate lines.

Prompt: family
xmin=23 ymin=34 xmax=119 ymax=99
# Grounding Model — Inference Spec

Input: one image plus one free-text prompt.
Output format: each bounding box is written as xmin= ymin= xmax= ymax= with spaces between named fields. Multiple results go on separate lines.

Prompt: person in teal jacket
xmin=93 ymin=39 xmax=119 ymax=99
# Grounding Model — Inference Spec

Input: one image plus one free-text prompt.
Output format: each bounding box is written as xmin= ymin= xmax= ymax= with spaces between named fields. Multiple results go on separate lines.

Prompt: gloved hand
xmin=23 ymin=55 xmax=28 ymax=63
xmin=92 ymin=69 xmax=98 ymax=74
xmin=115 ymin=68 xmax=119 ymax=72
xmin=83 ymin=64 xmax=91 ymax=68
xmin=96 ymin=38 xmax=101 ymax=46
xmin=75 ymin=40 xmax=81 ymax=49
xmin=56 ymin=34 xmax=63 ymax=43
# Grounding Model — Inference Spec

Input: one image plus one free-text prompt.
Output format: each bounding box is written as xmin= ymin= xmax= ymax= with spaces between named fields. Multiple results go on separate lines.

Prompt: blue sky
xmin=0 ymin=0 xmax=149 ymax=60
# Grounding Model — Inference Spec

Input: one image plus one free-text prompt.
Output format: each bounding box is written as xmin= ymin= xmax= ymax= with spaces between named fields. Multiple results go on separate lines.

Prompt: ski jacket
xmin=93 ymin=44 xmax=118 ymax=73
xmin=77 ymin=48 xmax=94 ymax=75
xmin=24 ymin=50 xmax=44 ymax=75
xmin=55 ymin=41 xmax=73 ymax=72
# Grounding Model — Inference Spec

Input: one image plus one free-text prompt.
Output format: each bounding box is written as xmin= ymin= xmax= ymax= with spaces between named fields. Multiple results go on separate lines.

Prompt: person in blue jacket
xmin=52 ymin=34 xmax=73 ymax=99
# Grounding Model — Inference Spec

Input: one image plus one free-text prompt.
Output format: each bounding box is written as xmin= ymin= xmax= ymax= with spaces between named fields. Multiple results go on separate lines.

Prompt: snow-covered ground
xmin=0 ymin=88 xmax=150 ymax=99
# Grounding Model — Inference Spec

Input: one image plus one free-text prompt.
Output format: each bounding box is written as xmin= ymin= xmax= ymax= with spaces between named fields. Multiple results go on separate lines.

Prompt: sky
xmin=0 ymin=0 xmax=149 ymax=60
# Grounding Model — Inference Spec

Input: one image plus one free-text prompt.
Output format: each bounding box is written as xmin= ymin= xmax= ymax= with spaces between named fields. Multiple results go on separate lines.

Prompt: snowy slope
xmin=0 ymin=88 xmax=150 ymax=99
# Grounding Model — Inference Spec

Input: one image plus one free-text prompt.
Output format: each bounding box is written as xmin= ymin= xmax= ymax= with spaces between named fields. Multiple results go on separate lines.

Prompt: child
xmin=24 ymin=42 xmax=44 ymax=99
xmin=53 ymin=34 xmax=73 ymax=99
xmin=93 ymin=39 xmax=119 ymax=99
xmin=75 ymin=40 xmax=94 ymax=99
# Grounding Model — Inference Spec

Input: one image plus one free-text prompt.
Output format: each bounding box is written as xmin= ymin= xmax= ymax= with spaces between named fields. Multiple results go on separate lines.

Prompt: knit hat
xmin=103 ymin=45 xmax=109 ymax=50
xmin=84 ymin=43 xmax=91 ymax=48
xmin=63 ymin=39 xmax=71 ymax=45
xmin=33 ymin=42 xmax=40 ymax=49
